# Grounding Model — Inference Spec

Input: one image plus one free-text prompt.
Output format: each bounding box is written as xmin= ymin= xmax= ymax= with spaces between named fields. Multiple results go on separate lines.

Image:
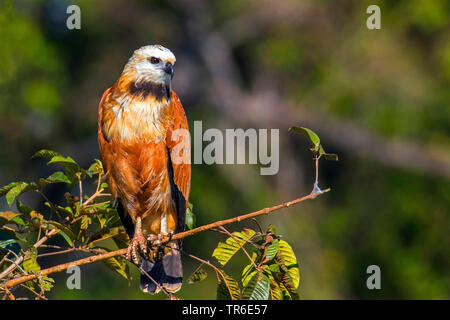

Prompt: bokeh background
xmin=0 ymin=0 xmax=449 ymax=299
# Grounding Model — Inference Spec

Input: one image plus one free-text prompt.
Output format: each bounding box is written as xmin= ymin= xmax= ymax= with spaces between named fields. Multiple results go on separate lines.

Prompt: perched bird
xmin=97 ymin=45 xmax=190 ymax=294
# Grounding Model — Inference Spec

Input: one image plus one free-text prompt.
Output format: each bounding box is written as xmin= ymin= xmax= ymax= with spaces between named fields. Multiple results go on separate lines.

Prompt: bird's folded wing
xmin=166 ymin=91 xmax=191 ymax=211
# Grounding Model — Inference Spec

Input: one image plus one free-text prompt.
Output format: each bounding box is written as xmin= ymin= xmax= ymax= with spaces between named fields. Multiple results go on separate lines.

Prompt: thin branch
xmin=0 ymin=228 xmax=59 ymax=280
xmin=36 ymin=247 xmax=102 ymax=258
xmin=1 ymin=188 xmax=329 ymax=289
xmin=19 ymin=283 xmax=47 ymax=300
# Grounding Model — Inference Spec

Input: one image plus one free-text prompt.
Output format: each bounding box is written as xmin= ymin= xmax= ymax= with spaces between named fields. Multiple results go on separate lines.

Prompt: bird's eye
xmin=150 ymin=57 xmax=160 ymax=64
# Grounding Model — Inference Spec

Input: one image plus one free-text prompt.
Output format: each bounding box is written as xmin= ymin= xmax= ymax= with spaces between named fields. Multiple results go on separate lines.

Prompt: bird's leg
xmin=126 ymin=216 xmax=148 ymax=265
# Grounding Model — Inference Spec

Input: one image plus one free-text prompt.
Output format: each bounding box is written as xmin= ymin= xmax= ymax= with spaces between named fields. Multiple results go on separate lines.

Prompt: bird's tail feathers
xmin=140 ymin=240 xmax=182 ymax=294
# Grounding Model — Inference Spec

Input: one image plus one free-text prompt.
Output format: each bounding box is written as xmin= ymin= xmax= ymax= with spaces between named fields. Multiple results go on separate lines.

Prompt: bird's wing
xmin=166 ymin=91 xmax=191 ymax=233
xmin=98 ymin=87 xmax=136 ymax=237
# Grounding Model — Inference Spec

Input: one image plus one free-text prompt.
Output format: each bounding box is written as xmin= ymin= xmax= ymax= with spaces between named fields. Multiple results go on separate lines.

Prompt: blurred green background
xmin=0 ymin=0 xmax=449 ymax=299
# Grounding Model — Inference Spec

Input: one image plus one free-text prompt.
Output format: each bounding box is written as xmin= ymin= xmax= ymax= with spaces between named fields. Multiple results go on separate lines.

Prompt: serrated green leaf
xmin=268 ymin=276 xmax=284 ymax=300
xmin=289 ymin=126 xmax=321 ymax=153
xmin=267 ymin=224 xmax=277 ymax=234
xmin=265 ymin=239 xmax=279 ymax=261
xmin=217 ymin=272 xmax=241 ymax=300
xmin=242 ymin=272 xmax=270 ymax=300
xmin=212 ymin=228 xmax=256 ymax=267
xmin=32 ymin=149 xmax=61 ymax=159
xmin=81 ymin=215 xmax=91 ymax=230
xmin=187 ymin=265 xmax=207 ymax=284
xmin=5 ymin=182 xmax=37 ymax=207
xmin=276 ymin=240 xmax=300 ymax=290
xmin=101 ymin=253 xmax=130 ymax=280
xmin=242 ymin=265 xmax=257 ymax=288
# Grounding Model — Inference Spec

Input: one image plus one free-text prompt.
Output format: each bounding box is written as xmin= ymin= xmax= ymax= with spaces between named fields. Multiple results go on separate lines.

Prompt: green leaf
xmin=267 ymin=224 xmax=277 ymax=234
xmin=101 ymin=252 xmax=130 ymax=280
xmin=268 ymin=276 xmax=284 ymax=300
xmin=32 ymin=149 xmax=61 ymax=159
xmin=241 ymin=251 xmax=260 ymax=287
xmin=185 ymin=202 xmax=196 ymax=230
xmin=88 ymin=159 xmax=104 ymax=175
xmin=87 ymin=227 xmax=121 ymax=245
xmin=112 ymin=232 xmax=130 ymax=249
xmin=242 ymin=272 xmax=270 ymax=300
xmin=47 ymin=155 xmax=80 ymax=171
xmin=81 ymin=215 xmax=91 ymax=230
xmin=0 ymin=239 xmax=17 ymax=249
xmin=5 ymin=182 xmax=37 ymax=207
xmin=265 ymin=239 xmax=279 ymax=261
xmin=39 ymin=276 xmax=55 ymax=292
xmin=187 ymin=265 xmax=208 ymax=284
xmin=323 ymin=153 xmax=339 ymax=161
xmin=242 ymin=265 xmax=257 ymax=288
xmin=212 ymin=228 xmax=256 ymax=267
xmin=0 ymin=182 xmax=20 ymax=197
xmin=319 ymin=145 xmax=339 ymax=161
xmin=39 ymin=171 xmax=71 ymax=188
xmin=217 ymin=272 xmax=241 ymax=300
xmin=275 ymin=240 xmax=300 ymax=290
xmin=289 ymin=126 xmax=321 ymax=153
xmin=100 ymin=182 xmax=109 ymax=190
xmin=47 ymin=155 xmax=81 ymax=187
xmin=47 ymin=221 xmax=76 ymax=247
xmin=23 ymin=248 xmax=40 ymax=273
xmin=279 ymin=282 xmax=299 ymax=300
xmin=16 ymin=199 xmax=33 ymax=216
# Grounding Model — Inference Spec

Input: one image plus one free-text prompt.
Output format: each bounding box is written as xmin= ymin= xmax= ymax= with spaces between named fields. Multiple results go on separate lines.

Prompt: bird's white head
xmin=123 ymin=45 xmax=176 ymax=87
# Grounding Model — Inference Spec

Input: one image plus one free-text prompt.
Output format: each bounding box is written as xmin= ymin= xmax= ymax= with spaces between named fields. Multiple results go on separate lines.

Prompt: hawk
xmin=97 ymin=45 xmax=190 ymax=294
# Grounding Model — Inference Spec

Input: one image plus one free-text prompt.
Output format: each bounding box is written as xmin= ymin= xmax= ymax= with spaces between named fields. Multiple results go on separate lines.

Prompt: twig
xmin=0 ymin=228 xmax=59 ymax=280
xmin=19 ymin=283 xmax=47 ymax=300
xmin=2 ymin=188 xmax=329 ymax=289
xmin=37 ymin=247 xmax=102 ymax=258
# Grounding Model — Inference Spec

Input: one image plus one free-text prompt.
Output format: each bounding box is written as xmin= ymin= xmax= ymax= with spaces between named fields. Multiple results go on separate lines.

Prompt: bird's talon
xmin=126 ymin=232 xmax=147 ymax=265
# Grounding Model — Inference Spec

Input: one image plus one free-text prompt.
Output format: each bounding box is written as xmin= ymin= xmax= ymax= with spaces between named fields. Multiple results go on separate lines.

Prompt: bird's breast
xmin=102 ymin=94 xmax=173 ymax=143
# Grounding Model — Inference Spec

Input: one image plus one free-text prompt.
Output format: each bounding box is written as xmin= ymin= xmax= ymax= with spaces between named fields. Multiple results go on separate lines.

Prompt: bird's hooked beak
xmin=164 ymin=62 xmax=174 ymax=79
